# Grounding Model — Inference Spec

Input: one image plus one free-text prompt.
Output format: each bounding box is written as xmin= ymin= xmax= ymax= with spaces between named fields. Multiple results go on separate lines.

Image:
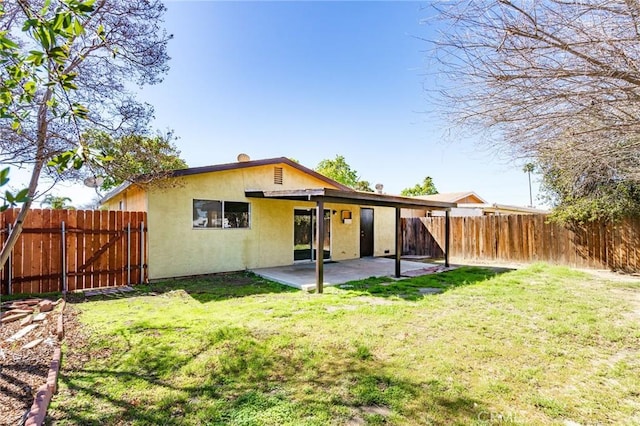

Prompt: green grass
xmin=49 ymin=264 xmax=640 ymax=425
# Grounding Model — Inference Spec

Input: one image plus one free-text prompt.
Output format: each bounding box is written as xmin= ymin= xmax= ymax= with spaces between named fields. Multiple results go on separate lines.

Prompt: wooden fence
xmin=402 ymin=215 xmax=640 ymax=273
xmin=0 ymin=209 xmax=147 ymax=295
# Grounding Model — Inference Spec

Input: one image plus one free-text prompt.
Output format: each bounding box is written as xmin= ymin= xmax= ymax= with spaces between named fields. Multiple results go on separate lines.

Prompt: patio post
xmin=445 ymin=209 xmax=450 ymax=267
xmin=395 ymin=207 xmax=401 ymax=278
xmin=315 ymin=199 xmax=324 ymax=293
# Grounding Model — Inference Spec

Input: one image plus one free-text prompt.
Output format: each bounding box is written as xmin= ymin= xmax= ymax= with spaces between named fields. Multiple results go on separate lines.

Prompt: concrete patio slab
xmin=251 ymin=257 xmax=440 ymax=291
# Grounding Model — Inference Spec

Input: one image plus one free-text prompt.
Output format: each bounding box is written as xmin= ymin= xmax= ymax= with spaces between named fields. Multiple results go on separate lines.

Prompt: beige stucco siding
xmin=325 ymin=203 xmax=359 ymax=260
xmin=145 ymin=164 xmax=359 ymax=279
xmin=372 ymin=206 xmax=396 ymax=256
xmin=102 ymin=185 xmax=147 ymax=211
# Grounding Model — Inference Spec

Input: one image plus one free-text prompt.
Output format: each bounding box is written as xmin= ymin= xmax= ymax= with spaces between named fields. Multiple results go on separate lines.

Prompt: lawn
xmin=49 ymin=264 xmax=640 ymax=425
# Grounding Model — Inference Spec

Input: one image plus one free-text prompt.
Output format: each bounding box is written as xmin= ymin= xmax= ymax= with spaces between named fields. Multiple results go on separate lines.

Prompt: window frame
xmin=192 ymin=199 xmax=251 ymax=230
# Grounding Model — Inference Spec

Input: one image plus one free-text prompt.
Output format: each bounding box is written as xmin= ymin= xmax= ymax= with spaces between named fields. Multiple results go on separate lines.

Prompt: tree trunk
xmin=0 ymin=89 xmax=51 ymax=272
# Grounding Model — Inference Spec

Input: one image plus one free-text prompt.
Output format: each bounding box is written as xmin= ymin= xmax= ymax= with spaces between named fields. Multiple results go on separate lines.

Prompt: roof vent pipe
xmin=375 ymin=183 xmax=384 ymax=194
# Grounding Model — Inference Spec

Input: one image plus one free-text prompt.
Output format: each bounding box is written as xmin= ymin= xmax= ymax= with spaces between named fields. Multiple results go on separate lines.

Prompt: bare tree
xmin=431 ymin=0 xmax=640 ymax=219
xmin=0 ymin=0 xmax=170 ymax=268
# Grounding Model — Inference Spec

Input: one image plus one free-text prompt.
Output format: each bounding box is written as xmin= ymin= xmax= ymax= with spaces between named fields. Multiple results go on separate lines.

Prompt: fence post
xmin=127 ymin=222 xmax=131 ymax=285
xmin=61 ymin=221 xmax=67 ymax=295
xmin=444 ymin=210 xmax=450 ymax=267
xmin=4 ymin=223 xmax=12 ymax=295
xmin=139 ymin=221 xmax=145 ymax=284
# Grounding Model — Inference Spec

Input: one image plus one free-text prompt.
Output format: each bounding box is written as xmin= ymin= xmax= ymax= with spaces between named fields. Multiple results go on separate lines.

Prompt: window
xmin=274 ymin=167 xmax=283 ymax=184
xmin=193 ymin=199 xmax=250 ymax=229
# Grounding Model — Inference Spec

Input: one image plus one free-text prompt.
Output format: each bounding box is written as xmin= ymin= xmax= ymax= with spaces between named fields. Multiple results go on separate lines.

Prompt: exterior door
xmin=294 ymin=208 xmax=330 ymax=261
xmin=360 ymin=208 xmax=374 ymax=257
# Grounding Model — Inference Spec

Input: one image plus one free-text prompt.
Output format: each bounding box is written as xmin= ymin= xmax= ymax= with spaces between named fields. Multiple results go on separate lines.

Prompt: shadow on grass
xmin=51 ymin=322 xmax=491 ymax=425
xmin=65 ymin=271 xmax=297 ymax=305
xmin=337 ymin=266 xmax=513 ymax=300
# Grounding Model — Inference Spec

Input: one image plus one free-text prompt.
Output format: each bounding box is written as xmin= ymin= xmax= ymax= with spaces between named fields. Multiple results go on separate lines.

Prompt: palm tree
xmin=40 ymin=195 xmax=75 ymax=210
xmin=523 ymin=163 xmax=535 ymax=207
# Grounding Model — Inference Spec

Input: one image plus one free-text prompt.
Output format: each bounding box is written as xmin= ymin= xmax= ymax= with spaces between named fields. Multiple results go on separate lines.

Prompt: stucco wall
xmin=145 ymin=163 xmax=363 ymax=279
xmin=326 ymin=203 xmax=359 ymax=260
xmin=102 ymin=185 xmax=147 ymax=211
xmin=373 ymin=206 xmax=397 ymax=256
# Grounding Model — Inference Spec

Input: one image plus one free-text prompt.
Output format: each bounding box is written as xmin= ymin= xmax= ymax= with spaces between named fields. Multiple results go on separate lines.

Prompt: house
xmin=403 ymin=192 xmax=487 ymax=217
xmin=402 ymin=191 xmax=549 ymax=217
xmin=100 ymin=156 xmax=456 ymax=290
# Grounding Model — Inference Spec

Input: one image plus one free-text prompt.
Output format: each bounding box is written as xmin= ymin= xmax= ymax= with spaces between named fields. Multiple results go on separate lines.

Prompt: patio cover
xmin=245 ymin=188 xmax=456 ymax=293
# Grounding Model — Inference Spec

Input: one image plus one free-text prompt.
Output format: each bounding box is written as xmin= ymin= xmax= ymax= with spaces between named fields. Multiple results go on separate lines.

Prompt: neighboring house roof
xmin=482 ymin=203 xmax=549 ymax=215
xmin=100 ymin=157 xmax=353 ymax=205
xmin=412 ymin=191 xmax=487 ymax=204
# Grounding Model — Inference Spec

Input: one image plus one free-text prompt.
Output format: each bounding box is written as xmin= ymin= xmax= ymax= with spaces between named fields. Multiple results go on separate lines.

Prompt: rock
xmin=6 ymin=308 xmax=34 ymax=315
xmin=22 ymin=338 xmax=44 ymax=349
xmin=418 ymin=287 xmax=444 ymax=295
xmin=38 ymin=300 xmax=53 ymax=313
xmin=32 ymin=313 xmax=47 ymax=322
xmin=6 ymin=324 xmax=39 ymax=342
xmin=20 ymin=315 xmax=34 ymax=327
xmin=0 ymin=313 xmax=30 ymax=324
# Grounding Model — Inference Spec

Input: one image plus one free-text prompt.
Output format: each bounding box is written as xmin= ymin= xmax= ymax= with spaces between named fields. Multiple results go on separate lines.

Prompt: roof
xmin=100 ymin=157 xmax=353 ymax=204
xmin=413 ymin=191 xmax=487 ymax=204
xmin=245 ymin=188 xmax=456 ymax=210
xmin=482 ymin=203 xmax=550 ymax=215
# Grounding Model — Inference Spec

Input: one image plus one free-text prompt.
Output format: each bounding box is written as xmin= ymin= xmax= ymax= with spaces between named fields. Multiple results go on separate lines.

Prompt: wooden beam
xmin=395 ymin=207 xmax=401 ymax=278
xmin=445 ymin=210 xmax=450 ymax=267
xmin=316 ymin=200 xmax=324 ymax=293
xmin=245 ymin=188 xmax=456 ymax=210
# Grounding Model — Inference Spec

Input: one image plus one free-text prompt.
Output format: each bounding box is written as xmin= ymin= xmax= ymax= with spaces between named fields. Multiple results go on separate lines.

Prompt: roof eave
xmin=246 ymin=188 xmax=456 ymax=210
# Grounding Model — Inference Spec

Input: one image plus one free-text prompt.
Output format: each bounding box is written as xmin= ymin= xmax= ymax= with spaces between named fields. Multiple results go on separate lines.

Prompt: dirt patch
xmin=0 ymin=300 xmax=59 ymax=426
xmin=607 ymin=288 xmax=640 ymax=323
xmin=325 ymin=305 xmax=359 ymax=313
xmin=347 ymin=405 xmax=392 ymax=425
xmin=353 ymin=296 xmax=394 ymax=306
xmin=360 ymin=405 xmax=392 ymax=416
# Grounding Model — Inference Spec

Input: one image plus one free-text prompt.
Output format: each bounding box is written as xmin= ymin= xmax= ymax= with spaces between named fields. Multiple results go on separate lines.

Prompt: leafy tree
xmin=315 ymin=155 xmax=359 ymax=188
xmin=539 ymin=150 xmax=640 ymax=223
xmin=0 ymin=0 xmax=170 ymax=269
xmin=84 ymin=131 xmax=187 ymax=191
xmin=432 ymin=1 xmax=640 ymax=221
xmin=354 ymin=180 xmax=373 ymax=192
xmin=315 ymin=155 xmax=372 ymax=191
xmin=40 ymin=195 xmax=74 ymax=210
xmin=0 ymin=168 xmax=28 ymax=212
xmin=400 ymin=177 xmax=438 ymax=197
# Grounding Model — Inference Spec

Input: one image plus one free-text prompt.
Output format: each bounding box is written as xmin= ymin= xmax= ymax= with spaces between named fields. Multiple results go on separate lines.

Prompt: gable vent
xmin=274 ymin=167 xmax=283 ymax=185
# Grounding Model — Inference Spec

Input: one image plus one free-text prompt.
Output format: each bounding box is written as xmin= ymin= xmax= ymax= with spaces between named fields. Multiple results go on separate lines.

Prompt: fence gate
xmin=0 ymin=209 xmax=147 ymax=295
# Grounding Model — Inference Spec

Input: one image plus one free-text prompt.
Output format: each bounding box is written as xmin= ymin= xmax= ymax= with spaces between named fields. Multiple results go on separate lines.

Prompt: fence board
xmin=51 ymin=209 xmax=63 ymax=294
xmin=0 ymin=208 xmax=147 ymax=295
xmin=402 ymin=215 xmax=640 ymax=273
xmin=74 ymin=210 xmax=85 ymax=292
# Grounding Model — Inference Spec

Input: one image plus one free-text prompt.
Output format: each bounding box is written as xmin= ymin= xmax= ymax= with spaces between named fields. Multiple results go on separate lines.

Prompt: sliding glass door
xmin=294 ymin=208 xmax=330 ymax=261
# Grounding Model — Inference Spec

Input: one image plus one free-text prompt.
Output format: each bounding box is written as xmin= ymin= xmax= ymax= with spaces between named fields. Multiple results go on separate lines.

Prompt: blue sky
xmin=25 ymin=0 xmax=543 ymax=208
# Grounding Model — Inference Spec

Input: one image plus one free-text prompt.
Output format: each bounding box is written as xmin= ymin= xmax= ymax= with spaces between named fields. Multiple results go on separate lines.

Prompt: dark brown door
xmin=360 ymin=208 xmax=374 ymax=257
